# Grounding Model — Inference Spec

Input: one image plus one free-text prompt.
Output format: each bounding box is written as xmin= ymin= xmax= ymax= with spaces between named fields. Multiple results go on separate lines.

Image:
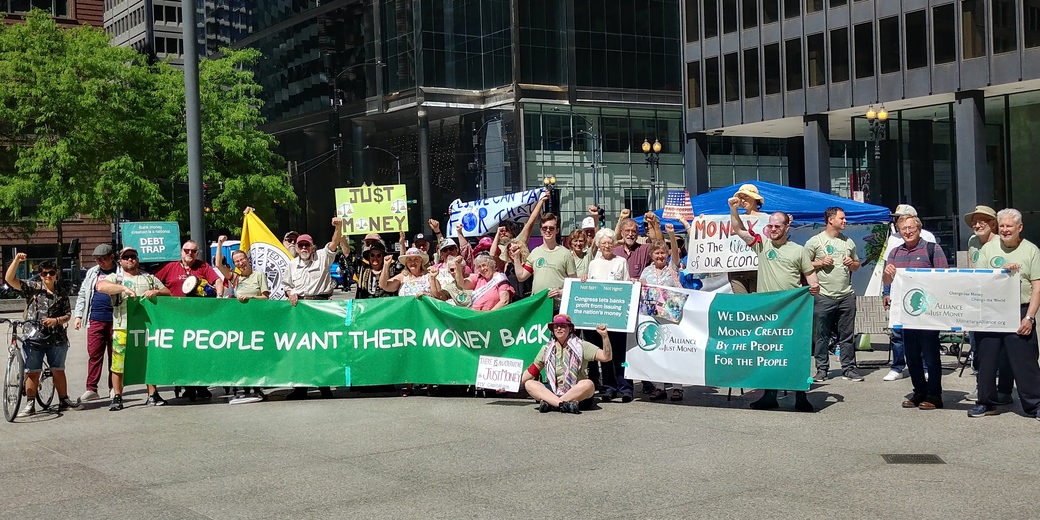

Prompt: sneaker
xmin=230 ymin=390 xmax=263 ymax=405
xmin=965 ymin=388 xmax=978 ymax=401
xmin=17 ymin=400 xmax=36 ymax=418
xmin=967 ymin=404 xmax=998 ymax=417
xmin=109 ymin=394 xmax=123 ymax=411
xmin=620 ymin=394 xmax=634 ymax=403
xmin=882 ymin=369 xmax=905 ymax=381
xmin=558 ymin=401 xmax=581 ymax=414
xmin=812 ymin=369 xmax=828 ymax=382
xmin=145 ymin=393 xmax=167 ymax=406
xmin=79 ymin=390 xmax=101 ymax=402
xmin=57 ymin=397 xmax=81 ymax=411
xmin=538 ymin=401 xmax=555 ymax=413
xmin=995 ymin=393 xmax=1013 ymax=405
xmin=842 ymin=368 xmax=865 ymax=382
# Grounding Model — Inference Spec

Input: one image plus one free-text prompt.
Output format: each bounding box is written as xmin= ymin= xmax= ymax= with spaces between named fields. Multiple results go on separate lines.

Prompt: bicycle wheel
xmin=3 ymin=347 xmax=25 ymax=422
xmin=36 ymin=360 xmax=55 ymax=409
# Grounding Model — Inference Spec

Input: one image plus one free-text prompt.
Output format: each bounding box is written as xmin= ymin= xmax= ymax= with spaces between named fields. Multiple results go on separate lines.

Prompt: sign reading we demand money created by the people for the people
xmin=560 ymin=279 xmax=641 ymax=332
xmin=335 ymin=184 xmax=409 ymax=234
xmin=120 ymin=222 xmax=182 ymax=262
xmin=684 ymin=215 xmax=764 ymax=273
xmin=889 ymin=268 xmax=1020 ymax=333
xmin=626 ymin=285 xmax=814 ymax=391
xmin=122 ymin=292 xmax=553 ymax=387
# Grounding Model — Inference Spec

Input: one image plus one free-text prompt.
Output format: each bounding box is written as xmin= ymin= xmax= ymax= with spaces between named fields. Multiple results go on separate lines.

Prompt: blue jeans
xmin=890 ymin=328 xmax=931 ymax=374
xmin=23 ymin=342 xmax=69 ymax=373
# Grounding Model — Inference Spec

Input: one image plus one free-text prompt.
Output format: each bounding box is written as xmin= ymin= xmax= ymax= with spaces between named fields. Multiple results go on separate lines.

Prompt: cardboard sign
xmin=120 ymin=222 xmax=181 ymax=262
xmin=474 ymin=356 xmax=523 ymax=392
xmin=685 ymin=215 xmax=764 ymax=273
xmin=335 ymin=184 xmax=409 ymax=234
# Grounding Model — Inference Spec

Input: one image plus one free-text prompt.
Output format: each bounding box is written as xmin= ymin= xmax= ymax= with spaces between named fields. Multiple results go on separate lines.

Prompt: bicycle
xmin=2 ymin=318 xmax=55 ymax=422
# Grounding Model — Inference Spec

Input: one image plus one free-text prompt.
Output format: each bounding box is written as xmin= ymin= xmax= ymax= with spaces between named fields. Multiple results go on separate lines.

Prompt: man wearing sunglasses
xmin=154 ymin=240 xmax=224 ymax=299
xmin=96 ymin=247 xmax=172 ymax=410
xmin=512 ymin=212 xmax=576 ymax=312
xmin=72 ymin=244 xmax=119 ymax=402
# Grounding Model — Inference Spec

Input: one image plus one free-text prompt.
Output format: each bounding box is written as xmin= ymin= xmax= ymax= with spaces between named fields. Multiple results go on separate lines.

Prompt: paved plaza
xmin=1 ymin=306 xmax=1037 ymax=520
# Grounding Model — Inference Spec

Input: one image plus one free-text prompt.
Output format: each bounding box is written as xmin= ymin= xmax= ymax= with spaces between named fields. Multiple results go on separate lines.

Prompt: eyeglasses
xmin=183 ymin=248 xmax=198 ymax=253
xmin=541 ymin=226 xmax=557 ymax=231
xmin=39 ymin=270 xmax=57 ymax=277
xmin=121 ymin=255 xmax=138 ymax=260
xmin=368 ymin=253 xmax=384 ymax=258
xmin=296 ymin=242 xmax=313 ymax=248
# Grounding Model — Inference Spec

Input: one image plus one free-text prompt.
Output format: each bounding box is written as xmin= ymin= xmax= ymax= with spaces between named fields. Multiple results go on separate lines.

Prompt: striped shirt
xmin=882 ymin=240 xmax=948 ymax=296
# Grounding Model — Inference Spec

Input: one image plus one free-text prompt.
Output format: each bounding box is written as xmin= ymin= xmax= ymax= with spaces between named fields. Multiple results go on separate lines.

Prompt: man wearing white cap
xmin=880 ymin=204 xmax=936 ymax=382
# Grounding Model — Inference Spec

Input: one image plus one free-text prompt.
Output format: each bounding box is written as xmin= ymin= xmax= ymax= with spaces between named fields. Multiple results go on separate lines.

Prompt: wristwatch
xmin=1027 ymin=316 xmax=1035 ymax=325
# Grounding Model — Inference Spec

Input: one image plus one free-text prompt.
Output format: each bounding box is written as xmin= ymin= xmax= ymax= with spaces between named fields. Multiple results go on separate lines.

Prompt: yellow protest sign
xmin=334 ymin=184 xmax=409 ymax=234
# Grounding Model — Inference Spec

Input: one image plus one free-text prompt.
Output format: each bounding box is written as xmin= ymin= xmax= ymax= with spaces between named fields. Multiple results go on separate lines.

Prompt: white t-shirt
xmin=587 ymin=256 xmax=629 ymax=281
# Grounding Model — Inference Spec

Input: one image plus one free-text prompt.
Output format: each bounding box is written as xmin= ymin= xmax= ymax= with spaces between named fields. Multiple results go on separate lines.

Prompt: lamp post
xmin=865 ymin=105 xmax=888 ymax=161
xmin=328 ymin=60 xmax=386 ymax=186
xmin=550 ymin=107 xmax=602 ymax=206
xmin=472 ymin=116 xmax=502 ymax=199
xmin=542 ymin=175 xmax=557 ymax=215
xmin=642 ymin=138 xmax=662 ymax=210
xmin=363 ymin=145 xmax=402 ymax=184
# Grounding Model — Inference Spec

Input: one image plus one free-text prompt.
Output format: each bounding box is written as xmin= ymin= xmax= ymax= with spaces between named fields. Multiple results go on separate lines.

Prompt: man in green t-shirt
xmin=731 ymin=203 xmax=820 ymax=412
xmin=512 ymin=213 xmax=576 ymax=312
xmin=522 ymin=314 xmax=612 ymax=414
xmin=970 ymin=208 xmax=1040 ymax=420
xmin=804 ymin=207 xmax=862 ymax=382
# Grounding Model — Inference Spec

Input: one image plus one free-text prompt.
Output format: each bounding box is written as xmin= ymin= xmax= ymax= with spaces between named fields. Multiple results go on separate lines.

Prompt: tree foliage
xmin=0 ymin=10 xmax=296 ymax=238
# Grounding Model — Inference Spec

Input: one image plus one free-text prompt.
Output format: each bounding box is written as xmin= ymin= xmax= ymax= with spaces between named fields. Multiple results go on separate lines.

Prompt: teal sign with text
xmin=121 ymin=222 xmax=182 ymax=262
xmin=560 ymin=279 xmax=641 ymax=332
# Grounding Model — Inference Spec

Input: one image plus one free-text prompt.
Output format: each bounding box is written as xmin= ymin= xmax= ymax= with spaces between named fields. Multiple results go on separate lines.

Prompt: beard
xmin=624 ymin=237 xmax=636 ymax=246
xmin=298 ymin=249 xmax=313 ymax=261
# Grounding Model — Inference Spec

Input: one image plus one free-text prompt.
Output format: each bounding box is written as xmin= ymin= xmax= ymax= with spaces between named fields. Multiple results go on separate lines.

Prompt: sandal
xmin=649 ymin=389 xmax=667 ymax=401
xmin=400 ymin=384 xmax=414 ymax=397
xmin=670 ymin=389 xmax=684 ymax=401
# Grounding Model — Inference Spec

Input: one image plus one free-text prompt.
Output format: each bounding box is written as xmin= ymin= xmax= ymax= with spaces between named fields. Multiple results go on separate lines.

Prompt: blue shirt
xmin=88 ymin=267 xmax=116 ymax=322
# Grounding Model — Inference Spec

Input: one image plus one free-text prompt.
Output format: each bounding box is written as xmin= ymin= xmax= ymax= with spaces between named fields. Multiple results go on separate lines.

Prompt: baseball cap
xmin=581 ymin=217 xmax=596 ymax=229
xmin=92 ymin=244 xmax=114 ymax=256
xmin=439 ymin=238 xmax=458 ymax=251
xmin=295 ymin=234 xmax=314 ymax=246
xmin=891 ymin=204 xmax=918 ymax=217
xmin=413 ymin=233 xmax=428 ymax=244
xmin=118 ymin=246 xmax=137 ymax=257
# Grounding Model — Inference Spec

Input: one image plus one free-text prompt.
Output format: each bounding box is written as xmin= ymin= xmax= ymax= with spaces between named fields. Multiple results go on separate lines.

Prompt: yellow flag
xmin=239 ymin=211 xmax=293 ymax=300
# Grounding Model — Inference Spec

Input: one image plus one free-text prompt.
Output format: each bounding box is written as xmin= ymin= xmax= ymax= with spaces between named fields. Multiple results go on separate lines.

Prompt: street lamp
xmin=865 ymin=105 xmax=888 ymax=161
xmin=542 ymin=175 xmax=557 ymax=214
xmin=364 ymin=145 xmax=402 ymax=184
xmin=550 ymin=107 xmax=602 ymax=206
xmin=472 ymin=116 xmax=502 ymax=199
xmin=327 ymin=59 xmax=386 ymax=186
xmin=642 ymin=138 xmax=662 ymax=210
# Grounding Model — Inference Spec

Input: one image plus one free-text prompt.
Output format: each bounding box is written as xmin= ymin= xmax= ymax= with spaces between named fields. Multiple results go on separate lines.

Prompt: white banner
xmin=889 ymin=269 xmax=1020 ymax=332
xmin=446 ymin=188 xmax=546 ymax=238
xmin=684 ymin=214 xmax=765 ymax=273
xmin=474 ymin=355 xmax=523 ymax=392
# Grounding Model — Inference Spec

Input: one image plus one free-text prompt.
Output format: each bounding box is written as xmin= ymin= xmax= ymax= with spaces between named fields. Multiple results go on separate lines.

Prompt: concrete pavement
xmin=1 ymin=307 xmax=1037 ymax=519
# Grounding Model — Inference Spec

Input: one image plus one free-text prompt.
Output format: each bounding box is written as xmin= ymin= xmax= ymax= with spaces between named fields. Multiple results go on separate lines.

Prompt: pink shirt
xmin=468 ymin=273 xmax=513 ymax=310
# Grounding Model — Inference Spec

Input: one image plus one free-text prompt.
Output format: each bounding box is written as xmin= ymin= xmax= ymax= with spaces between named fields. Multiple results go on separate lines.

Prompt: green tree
xmin=0 ymin=10 xmax=296 ymax=247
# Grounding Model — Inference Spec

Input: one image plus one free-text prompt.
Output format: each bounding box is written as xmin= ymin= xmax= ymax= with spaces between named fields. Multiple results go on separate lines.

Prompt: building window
xmin=963 ymin=0 xmax=987 ymax=59
xmin=156 ymin=37 xmax=166 ymax=53
xmin=785 ymin=38 xmax=802 ymax=91
xmin=723 ymin=0 xmax=738 ymax=33
xmin=784 ymin=0 xmax=799 ymax=19
xmin=1027 ymin=0 xmax=1040 ymax=48
xmin=878 ymin=16 xmax=900 ymax=73
xmin=687 ymin=62 xmax=702 ymax=108
xmin=763 ymin=0 xmax=779 ymax=24
xmin=905 ymin=10 xmax=928 ymax=69
xmin=854 ymin=22 xmax=874 ymax=78
xmin=744 ymin=48 xmax=760 ymax=98
xmin=706 ymin=57 xmax=721 ymax=105
xmin=934 ymin=4 xmax=958 ymax=63
xmin=724 ymin=52 xmax=740 ymax=101
xmin=704 ymin=0 xmax=719 ymax=38
xmin=829 ymin=0 xmax=847 ymax=6
xmin=806 ymin=0 xmax=823 ymax=14
xmin=806 ymin=33 xmax=825 ymax=86
xmin=830 ymin=27 xmax=849 ymax=82
xmin=742 ymin=0 xmax=757 ymax=29
xmin=685 ymin=0 xmax=700 ymax=42
xmin=764 ymin=43 xmax=781 ymax=94
xmin=992 ymin=0 xmax=1017 ymax=53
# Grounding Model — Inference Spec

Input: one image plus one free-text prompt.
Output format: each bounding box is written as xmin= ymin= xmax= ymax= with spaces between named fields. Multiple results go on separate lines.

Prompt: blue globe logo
xmin=461 ymin=212 xmax=478 ymax=232
xmin=825 ymin=245 xmax=836 ymax=254
xmin=902 ymin=288 xmax=932 ymax=317
xmin=637 ymin=322 xmax=662 ymax=351
xmin=535 ymin=257 xmax=546 ymax=268
xmin=766 ymin=250 xmax=778 ymax=260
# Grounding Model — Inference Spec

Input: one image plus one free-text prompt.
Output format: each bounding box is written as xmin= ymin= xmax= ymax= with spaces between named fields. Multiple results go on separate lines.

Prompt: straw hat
xmin=963 ymin=205 xmax=997 ymax=226
xmin=734 ymin=183 xmax=764 ymax=203
xmin=400 ymin=247 xmax=429 ymax=265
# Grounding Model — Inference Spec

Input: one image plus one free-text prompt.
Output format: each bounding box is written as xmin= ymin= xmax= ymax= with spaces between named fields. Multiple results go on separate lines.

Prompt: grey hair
xmin=473 ymin=254 xmax=496 ymax=270
xmin=594 ymin=228 xmax=616 ymax=247
xmin=897 ymin=215 xmax=922 ymax=229
xmin=997 ymin=208 xmax=1022 ymax=225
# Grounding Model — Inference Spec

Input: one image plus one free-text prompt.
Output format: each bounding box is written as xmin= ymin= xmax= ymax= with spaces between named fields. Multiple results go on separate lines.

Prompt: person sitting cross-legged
xmin=522 ymin=315 xmax=611 ymax=414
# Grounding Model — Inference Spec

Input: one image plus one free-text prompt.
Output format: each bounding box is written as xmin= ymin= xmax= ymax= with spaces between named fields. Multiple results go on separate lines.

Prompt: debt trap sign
xmin=626 ymin=285 xmax=814 ymax=391
xmin=122 ymin=292 xmax=553 ymax=387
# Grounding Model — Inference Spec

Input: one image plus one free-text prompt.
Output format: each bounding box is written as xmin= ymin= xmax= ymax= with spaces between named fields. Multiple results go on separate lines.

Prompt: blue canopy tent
xmin=633 ymin=181 xmax=891 ymax=231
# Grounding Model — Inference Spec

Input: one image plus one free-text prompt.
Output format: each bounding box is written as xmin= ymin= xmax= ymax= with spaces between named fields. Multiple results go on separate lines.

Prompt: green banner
xmin=124 ymin=293 xmax=553 ymax=387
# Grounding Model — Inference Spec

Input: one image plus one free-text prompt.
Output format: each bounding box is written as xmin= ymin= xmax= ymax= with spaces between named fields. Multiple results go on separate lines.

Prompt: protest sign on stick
xmin=335 ymin=184 xmax=409 ymax=234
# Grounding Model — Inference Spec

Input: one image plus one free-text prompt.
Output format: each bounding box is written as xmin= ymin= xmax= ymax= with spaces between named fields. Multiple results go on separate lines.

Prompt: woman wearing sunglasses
xmin=5 ymin=255 xmax=79 ymax=417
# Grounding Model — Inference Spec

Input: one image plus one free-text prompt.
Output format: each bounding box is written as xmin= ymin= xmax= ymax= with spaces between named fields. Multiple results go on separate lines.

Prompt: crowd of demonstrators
xmin=5 ymin=255 xmax=80 ymax=417
xmin=72 ymin=244 xmax=117 ymax=403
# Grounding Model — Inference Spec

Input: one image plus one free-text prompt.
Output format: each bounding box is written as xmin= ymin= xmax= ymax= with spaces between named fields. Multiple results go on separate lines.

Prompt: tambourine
xmin=182 ymin=275 xmax=217 ymax=297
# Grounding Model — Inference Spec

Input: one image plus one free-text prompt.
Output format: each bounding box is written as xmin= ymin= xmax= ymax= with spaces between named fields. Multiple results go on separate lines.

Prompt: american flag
xmin=662 ymin=190 xmax=693 ymax=221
